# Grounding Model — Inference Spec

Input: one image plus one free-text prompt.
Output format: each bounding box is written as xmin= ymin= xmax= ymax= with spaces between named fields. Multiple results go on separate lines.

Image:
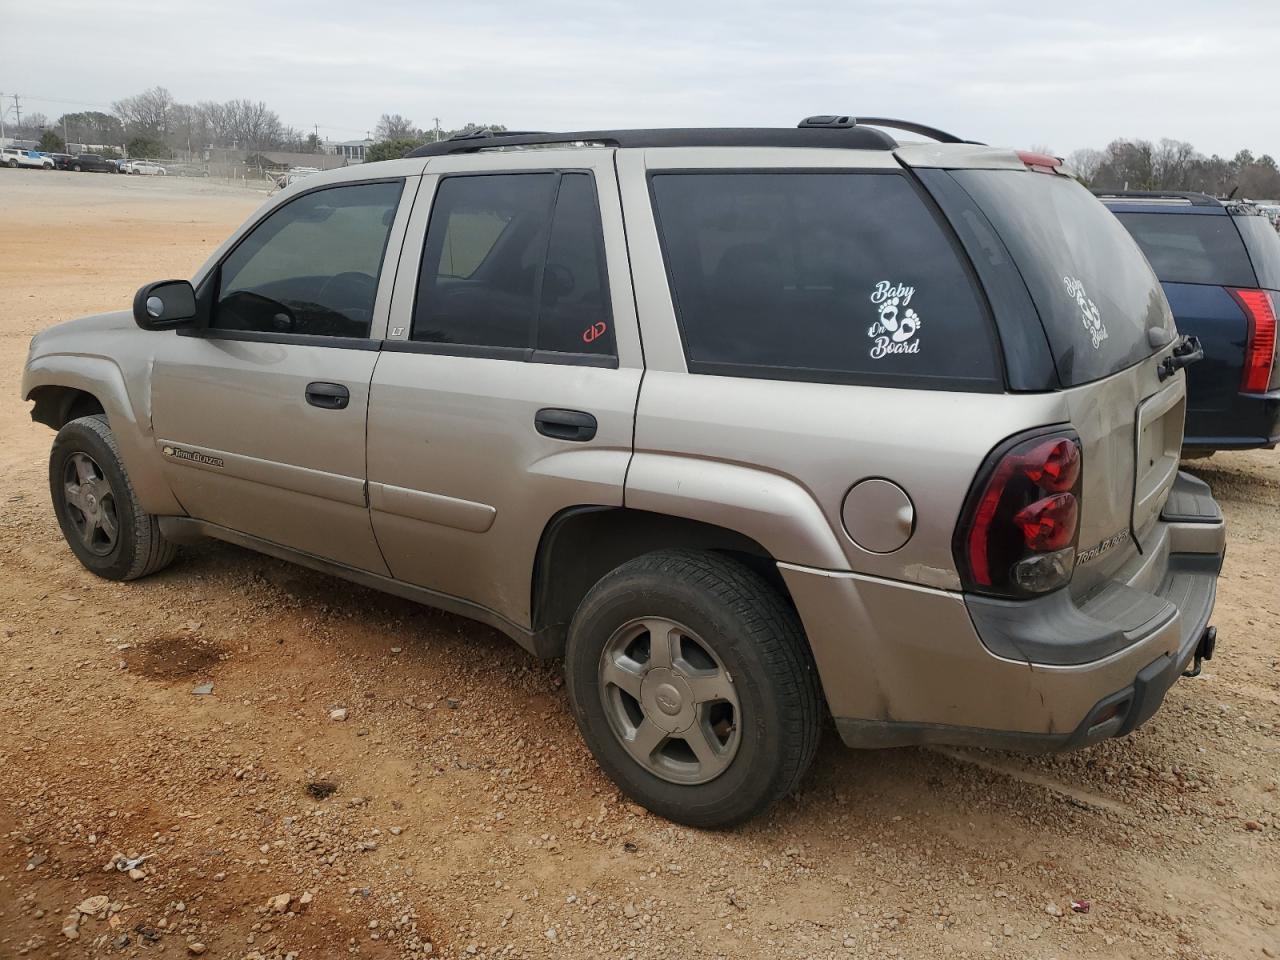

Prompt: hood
xmin=28 ymin=310 xmax=134 ymax=356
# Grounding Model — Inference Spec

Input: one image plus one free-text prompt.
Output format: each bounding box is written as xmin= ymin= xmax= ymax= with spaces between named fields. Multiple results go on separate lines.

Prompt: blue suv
xmin=1099 ymin=191 xmax=1280 ymax=453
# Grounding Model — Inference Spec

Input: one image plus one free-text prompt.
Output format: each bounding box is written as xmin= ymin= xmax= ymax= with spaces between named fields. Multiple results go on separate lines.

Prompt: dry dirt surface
xmin=1 ymin=170 xmax=1278 ymax=960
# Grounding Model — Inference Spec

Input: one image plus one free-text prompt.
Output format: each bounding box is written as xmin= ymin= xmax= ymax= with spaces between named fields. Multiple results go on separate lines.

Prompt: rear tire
xmin=565 ymin=549 xmax=822 ymax=829
xmin=49 ymin=415 xmax=177 ymax=581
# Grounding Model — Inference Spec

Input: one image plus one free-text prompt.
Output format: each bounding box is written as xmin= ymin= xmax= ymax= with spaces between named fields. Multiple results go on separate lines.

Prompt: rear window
xmin=1111 ymin=212 xmax=1255 ymax=287
xmin=1233 ymin=214 xmax=1280 ymax=290
xmin=952 ymin=171 xmax=1172 ymax=387
xmin=649 ymin=172 xmax=1000 ymax=389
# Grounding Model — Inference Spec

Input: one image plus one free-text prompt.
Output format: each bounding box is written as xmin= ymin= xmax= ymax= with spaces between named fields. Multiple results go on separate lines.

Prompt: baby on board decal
xmin=867 ymin=280 xmax=922 ymax=359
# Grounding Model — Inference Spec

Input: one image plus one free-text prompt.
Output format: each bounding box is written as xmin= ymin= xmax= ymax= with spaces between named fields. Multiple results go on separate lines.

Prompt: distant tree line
xmin=1068 ymin=139 xmax=1280 ymax=199
xmin=6 ymin=87 xmax=316 ymax=159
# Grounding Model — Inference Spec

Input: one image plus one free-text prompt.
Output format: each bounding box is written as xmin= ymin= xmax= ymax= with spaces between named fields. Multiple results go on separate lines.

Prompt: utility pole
xmin=64 ymin=116 xmax=70 ymax=151
xmin=433 ymin=117 xmax=441 ymax=142
xmin=12 ymin=94 xmax=21 ymax=129
xmin=0 ymin=92 xmax=6 ymax=145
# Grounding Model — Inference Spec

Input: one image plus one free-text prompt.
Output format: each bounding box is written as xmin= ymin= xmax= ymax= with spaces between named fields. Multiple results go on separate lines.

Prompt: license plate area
xmin=1133 ymin=383 xmax=1186 ymax=545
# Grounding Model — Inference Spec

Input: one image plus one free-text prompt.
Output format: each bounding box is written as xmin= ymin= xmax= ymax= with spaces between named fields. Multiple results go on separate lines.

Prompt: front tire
xmin=565 ymin=549 xmax=822 ymax=829
xmin=49 ymin=415 xmax=176 ymax=581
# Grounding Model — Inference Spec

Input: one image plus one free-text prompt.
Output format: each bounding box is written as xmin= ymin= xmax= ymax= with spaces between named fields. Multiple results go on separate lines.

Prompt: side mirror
xmin=132 ymin=279 xmax=197 ymax=330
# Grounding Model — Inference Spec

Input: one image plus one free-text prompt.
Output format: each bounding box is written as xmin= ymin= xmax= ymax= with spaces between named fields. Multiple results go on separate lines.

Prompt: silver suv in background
xmin=23 ymin=117 xmax=1225 ymax=827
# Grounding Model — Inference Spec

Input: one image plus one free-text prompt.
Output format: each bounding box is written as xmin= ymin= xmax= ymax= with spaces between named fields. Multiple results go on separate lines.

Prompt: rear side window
xmin=1112 ymin=212 xmax=1255 ymax=287
xmin=649 ymin=172 xmax=1000 ymax=389
xmin=1233 ymin=214 xmax=1280 ymax=290
xmin=952 ymin=171 xmax=1172 ymax=387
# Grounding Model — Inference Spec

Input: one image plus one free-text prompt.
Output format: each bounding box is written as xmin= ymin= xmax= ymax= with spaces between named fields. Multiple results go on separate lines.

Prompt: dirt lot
xmin=0 ymin=170 xmax=1277 ymax=960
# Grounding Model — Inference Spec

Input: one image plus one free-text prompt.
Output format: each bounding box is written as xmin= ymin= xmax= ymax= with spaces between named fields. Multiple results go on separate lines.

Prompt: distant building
xmin=327 ymin=138 xmax=374 ymax=163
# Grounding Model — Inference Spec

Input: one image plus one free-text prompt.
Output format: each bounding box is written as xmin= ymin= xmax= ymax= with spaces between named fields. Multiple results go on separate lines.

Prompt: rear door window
xmin=413 ymin=172 xmax=615 ymax=360
xmin=649 ymin=172 xmax=999 ymax=389
xmin=952 ymin=171 xmax=1172 ymax=387
xmin=1111 ymin=211 xmax=1256 ymax=287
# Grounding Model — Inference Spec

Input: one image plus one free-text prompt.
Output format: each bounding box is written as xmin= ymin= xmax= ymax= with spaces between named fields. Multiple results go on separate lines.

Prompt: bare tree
xmin=1066 ymin=147 xmax=1104 ymax=184
xmin=113 ymin=86 xmax=175 ymax=136
xmin=375 ymin=113 xmax=419 ymax=141
xmin=1152 ymin=139 xmax=1197 ymax=190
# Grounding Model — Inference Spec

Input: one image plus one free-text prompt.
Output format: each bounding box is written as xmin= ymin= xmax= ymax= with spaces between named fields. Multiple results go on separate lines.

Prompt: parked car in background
xmin=69 ymin=154 xmax=118 ymax=173
xmin=116 ymin=159 xmax=134 ymax=174
xmin=24 ymin=119 xmax=1225 ymax=827
xmin=130 ymin=160 xmax=167 ymax=176
xmin=50 ymin=153 xmax=77 ymax=170
xmin=1100 ymin=191 xmax=1280 ymax=453
xmin=2 ymin=147 xmax=54 ymax=169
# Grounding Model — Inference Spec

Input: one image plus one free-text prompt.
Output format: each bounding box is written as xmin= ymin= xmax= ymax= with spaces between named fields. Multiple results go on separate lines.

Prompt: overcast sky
xmin=3 ymin=0 xmax=1278 ymax=158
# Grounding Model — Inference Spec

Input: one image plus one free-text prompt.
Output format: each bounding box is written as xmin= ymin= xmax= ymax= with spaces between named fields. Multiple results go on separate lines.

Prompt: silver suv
xmin=22 ymin=118 xmax=1226 ymax=827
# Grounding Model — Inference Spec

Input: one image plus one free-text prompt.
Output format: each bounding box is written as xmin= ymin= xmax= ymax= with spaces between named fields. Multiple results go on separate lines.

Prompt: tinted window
xmin=649 ymin=172 xmax=998 ymax=388
xmin=1234 ymin=214 xmax=1280 ymax=290
xmin=413 ymin=172 xmax=615 ymax=357
xmin=536 ymin=174 xmax=614 ymax=355
xmin=215 ymin=181 xmax=402 ymax=339
xmin=1112 ymin=212 xmax=1255 ymax=287
xmin=952 ymin=171 xmax=1171 ymax=387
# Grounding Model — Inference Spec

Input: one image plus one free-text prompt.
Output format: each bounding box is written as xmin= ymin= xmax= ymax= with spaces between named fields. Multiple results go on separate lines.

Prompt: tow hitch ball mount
xmin=1183 ymin=625 xmax=1217 ymax=679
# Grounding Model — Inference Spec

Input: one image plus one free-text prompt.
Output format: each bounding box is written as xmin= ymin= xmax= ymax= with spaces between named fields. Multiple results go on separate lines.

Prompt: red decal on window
xmin=583 ymin=321 xmax=607 ymax=344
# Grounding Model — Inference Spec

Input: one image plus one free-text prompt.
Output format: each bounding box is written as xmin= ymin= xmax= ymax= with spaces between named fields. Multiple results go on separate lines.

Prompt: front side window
xmin=649 ymin=172 xmax=999 ymax=388
xmin=214 ymin=180 xmax=403 ymax=339
xmin=412 ymin=172 xmax=615 ymax=358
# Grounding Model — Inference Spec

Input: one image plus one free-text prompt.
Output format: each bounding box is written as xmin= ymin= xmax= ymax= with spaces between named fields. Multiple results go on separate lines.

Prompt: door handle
xmin=305 ymin=382 xmax=350 ymax=410
xmin=535 ymin=408 xmax=597 ymax=442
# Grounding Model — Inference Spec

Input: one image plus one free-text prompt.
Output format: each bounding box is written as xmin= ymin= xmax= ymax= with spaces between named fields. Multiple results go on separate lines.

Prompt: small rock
xmin=390 ymin=826 xmax=403 ymax=836
xmin=1002 ymin=924 xmax=1014 ymax=937
xmin=544 ymin=928 xmax=558 ymax=942
xmin=62 ymin=913 xmax=80 ymax=940
xmin=269 ymin=893 xmax=292 ymax=913
xmin=1044 ymin=903 xmax=1063 ymax=917
xmin=329 ymin=708 xmax=348 ymax=722
xmin=192 ymin=682 xmax=214 ymax=696
xmin=128 ymin=868 xmax=146 ymax=881
xmin=188 ymin=944 xmax=207 ymax=955
xmin=1244 ymin=820 xmax=1263 ymax=831
xmin=391 ymin=647 xmax=402 ymax=654
xmin=76 ymin=895 xmax=110 ymax=916
xmin=299 ymin=891 xmax=314 ymax=908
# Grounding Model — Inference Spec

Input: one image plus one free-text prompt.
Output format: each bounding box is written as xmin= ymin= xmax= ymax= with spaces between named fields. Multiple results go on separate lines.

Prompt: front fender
xmin=23 ymin=353 xmax=183 ymax=517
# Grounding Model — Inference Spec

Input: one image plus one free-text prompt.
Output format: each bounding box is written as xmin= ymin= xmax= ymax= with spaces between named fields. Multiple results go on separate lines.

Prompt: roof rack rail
xmin=1093 ymin=190 xmax=1220 ymax=207
xmin=405 ymin=122 xmax=909 ymax=158
xmin=798 ymin=114 xmax=977 ymax=145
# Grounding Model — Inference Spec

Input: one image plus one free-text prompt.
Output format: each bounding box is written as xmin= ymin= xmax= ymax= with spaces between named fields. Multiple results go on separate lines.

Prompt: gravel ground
xmin=0 ymin=170 xmax=1277 ymax=960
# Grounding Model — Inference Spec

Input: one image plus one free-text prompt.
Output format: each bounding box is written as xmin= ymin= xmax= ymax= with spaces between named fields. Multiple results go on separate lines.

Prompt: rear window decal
xmin=1064 ymin=275 xmax=1108 ymax=349
xmin=867 ymin=280 xmax=922 ymax=359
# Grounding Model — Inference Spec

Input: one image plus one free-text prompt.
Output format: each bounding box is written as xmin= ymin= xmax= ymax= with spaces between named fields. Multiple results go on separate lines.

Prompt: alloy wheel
xmin=62 ymin=452 xmax=119 ymax=556
xmin=598 ymin=617 xmax=741 ymax=784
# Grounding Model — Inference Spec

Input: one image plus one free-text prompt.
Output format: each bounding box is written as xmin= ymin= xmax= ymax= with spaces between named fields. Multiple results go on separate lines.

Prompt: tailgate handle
xmin=1157 ymin=335 xmax=1204 ymax=381
xmin=535 ymin=408 xmax=597 ymax=442
xmin=305 ymin=382 xmax=350 ymax=409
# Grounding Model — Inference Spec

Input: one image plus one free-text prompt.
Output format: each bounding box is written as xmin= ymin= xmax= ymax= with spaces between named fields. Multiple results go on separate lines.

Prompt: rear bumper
xmin=781 ymin=472 xmax=1225 ymax=752
xmin=1184 ymin=390 xmax=1280 ymax=451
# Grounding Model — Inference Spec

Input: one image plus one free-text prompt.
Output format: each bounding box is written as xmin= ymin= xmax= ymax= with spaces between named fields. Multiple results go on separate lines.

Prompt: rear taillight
xmin=1230 ymin=287 xmax=1278 ymax=393
xmin=955 ymin=430 xmax=1083 ymax=598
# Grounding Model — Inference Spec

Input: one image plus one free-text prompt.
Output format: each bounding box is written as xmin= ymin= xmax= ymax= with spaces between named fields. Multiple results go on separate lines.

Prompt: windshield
xmin=951 ymin=170 xmax=1173 ymax=387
